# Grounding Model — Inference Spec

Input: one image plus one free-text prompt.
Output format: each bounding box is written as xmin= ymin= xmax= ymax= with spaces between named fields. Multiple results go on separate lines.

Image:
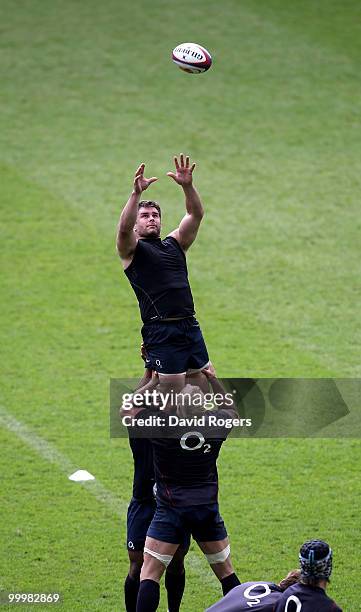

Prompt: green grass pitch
xmin=1 ymin=0 xmax=361 ymax=609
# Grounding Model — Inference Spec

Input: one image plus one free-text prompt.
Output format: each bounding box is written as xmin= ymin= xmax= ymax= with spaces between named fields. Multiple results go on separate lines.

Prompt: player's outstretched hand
xmin=133 ymin=163 xmax=158 ymax=194
xmin=201 ymin=362 xmax=216 ymax=379
xmin=167 ymin=154 xmax=195 ymax=186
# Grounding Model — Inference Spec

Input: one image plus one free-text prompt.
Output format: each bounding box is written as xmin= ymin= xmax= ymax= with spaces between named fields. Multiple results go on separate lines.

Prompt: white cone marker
xmin=68 ymin=469 xmax=95 ymax=482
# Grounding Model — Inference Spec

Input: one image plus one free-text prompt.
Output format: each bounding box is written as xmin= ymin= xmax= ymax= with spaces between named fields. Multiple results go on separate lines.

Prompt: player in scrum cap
xmin=274 ymin=539 xmax=342 ymax=612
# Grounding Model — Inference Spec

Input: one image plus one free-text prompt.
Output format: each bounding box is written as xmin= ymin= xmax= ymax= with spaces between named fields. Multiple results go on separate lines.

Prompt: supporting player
xmin=205 ymin=570 xmax=300 ymax=611
xmin=274 ymin=540 xmax=342 ymax=611
xmin=124 ymin=357 xmax=190 ymax=612
xmin=127 ymin=365 xmax=241 ymax=612
xmin=116 ymin=154 xmax=210 ymax=405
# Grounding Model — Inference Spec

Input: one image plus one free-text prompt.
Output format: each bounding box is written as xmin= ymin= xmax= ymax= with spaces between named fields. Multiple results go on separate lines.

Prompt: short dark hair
xmin=138 ymin=200 xmax=161 ymax=218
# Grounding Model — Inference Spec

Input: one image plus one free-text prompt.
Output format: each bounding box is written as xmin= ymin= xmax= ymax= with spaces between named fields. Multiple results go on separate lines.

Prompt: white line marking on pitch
xmin=0 ymin=406 xmax=211 ymax=582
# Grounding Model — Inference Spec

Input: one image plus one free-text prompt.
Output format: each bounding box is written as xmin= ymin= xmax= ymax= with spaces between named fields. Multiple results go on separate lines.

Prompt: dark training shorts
xmin=127 ymin=497 xmax=157 ymax=551
xmin=127 ymin=498 xmax=191 ymax=551
xmin=147 ymin=502 xmax=227 ymax=544
xmin=142 ymin=317 xmax=209 ymax=375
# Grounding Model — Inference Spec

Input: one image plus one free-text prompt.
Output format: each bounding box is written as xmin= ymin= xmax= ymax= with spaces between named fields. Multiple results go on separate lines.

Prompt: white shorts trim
xmin=187 ymin=361 xmax=210 ymax=374
xmin=157 ymin=360 xmax=210 ymax=376
xmin=158 ymin=371 xmax=187 ymax=377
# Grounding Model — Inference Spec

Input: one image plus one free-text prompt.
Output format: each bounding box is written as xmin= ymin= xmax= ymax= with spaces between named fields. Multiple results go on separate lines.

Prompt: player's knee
xmin=128 ymin=560 xmax=141 ymax=579
xmin=204 ymin=544 xmax=230 ymax=565
xmin=128 ymin=549 xmax=143 ymax=578
xmin=167 ymin=557 xmax=185 ymax=574
xmin=144 ymin=546 xmax=174 ymax=568
xmin=167 ymin=544 xmax=188 ymax=574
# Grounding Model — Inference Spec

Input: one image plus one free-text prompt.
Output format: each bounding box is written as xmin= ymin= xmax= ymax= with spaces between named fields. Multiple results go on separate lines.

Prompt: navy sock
xmin=221 ymin=573 xmax=240 ymax=595
xmin=165 ymin=569 xmax=185 ymax=612
xmin=124 ymin=574 xmax=140 ymax=612
xmin=136 ymin=579 xmax=160 ymax=612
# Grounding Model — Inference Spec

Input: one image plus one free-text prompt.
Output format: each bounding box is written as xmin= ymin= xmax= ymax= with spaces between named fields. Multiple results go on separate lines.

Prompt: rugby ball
xmin=172 ymin=43 xmax=212 ymax=74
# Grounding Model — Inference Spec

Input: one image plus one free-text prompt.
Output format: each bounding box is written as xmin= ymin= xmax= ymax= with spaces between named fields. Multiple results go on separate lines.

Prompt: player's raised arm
xmin=202 ymin=364 xmax=238 ymax=418
xmin=116 ymin=164 xmax=158 ymax=263
xmin=167 ymin=154 xmax=204 ymax=251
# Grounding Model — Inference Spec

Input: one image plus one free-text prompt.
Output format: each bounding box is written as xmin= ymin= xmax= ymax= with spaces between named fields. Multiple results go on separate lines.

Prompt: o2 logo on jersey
xmin=128 ymin=541 xmax=135 ymax=550
xmin=243 ymin=585 xmax=302 ymax=610
xmin=180 ymin=431 xmax=211 ymax=453
xmin=285 ymin=596 xmax=302 ymax=611
xmin=244 ymin=584 xmax=271 ymax=608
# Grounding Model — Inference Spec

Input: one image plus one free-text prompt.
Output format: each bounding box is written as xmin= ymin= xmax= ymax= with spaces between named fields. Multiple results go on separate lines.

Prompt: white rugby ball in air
xmin=172 ymin=42 xmax=212 ymax=74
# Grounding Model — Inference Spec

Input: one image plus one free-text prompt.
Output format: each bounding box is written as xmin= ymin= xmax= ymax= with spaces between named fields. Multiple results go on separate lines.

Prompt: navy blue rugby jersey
xmin=206 ymin=582 xmax=283 ymax=612
xmin=143 ymin=409 xmax=232 ymax=507
xmin=124 ymin=236 xmax=195 ymax=323
xmin=275 ymin=583 xmax=342 ymax=612
xmin=128 ymin=437 xmax=155 ymax=502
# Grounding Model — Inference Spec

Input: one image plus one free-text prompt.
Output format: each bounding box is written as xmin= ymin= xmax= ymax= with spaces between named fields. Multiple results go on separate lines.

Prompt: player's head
xmin=299 ymin=540 xmax=333 ymax=587
xmin=176 ymin=384 xmax=206 ymax=418
xmin=135 ymin=201 xmax=161 ymax=238
xmin=278 ymin=569 xmax=301 ymax=591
